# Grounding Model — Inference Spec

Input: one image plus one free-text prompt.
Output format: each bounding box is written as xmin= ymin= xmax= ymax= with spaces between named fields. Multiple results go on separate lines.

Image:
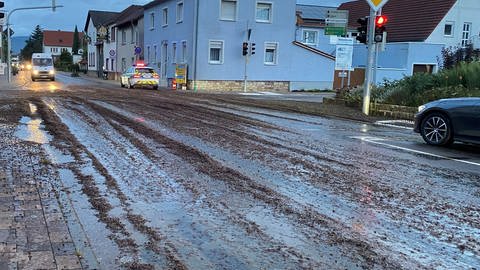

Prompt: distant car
xmin=414 ymin=98 xmax=480 ymax=145
xmin=120 ymin=63 xmax=159 ymax=90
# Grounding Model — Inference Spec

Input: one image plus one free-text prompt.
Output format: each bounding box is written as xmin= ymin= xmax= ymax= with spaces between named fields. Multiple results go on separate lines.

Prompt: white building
xmin=43 ymin=30 xmax=83 ymax=61
xmin=84 ymin=10 xmax=120 ymax=78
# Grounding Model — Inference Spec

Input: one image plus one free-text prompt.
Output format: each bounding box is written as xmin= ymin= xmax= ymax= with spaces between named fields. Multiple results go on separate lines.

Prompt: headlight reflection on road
xmin=49 ymin=84 xmax=58 ymax=92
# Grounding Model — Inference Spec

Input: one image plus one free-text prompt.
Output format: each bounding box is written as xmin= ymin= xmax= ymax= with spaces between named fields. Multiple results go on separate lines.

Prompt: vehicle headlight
xmin=49 ymin=70 xmax=55 ymax=75
xmin=418 ymin=105 xmax=426 ymax=112
xmin=33 ymin=70 xmax=39 ymax=75
xmin=27 ymin=64 xmax=32 ymax=70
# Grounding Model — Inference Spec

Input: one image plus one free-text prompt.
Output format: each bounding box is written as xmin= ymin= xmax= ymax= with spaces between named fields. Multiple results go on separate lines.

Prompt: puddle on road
xmin=14 ymin=103 xmax=52 ymax=144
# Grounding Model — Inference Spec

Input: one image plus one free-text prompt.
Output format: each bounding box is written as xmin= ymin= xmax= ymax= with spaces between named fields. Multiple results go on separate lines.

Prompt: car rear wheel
xmin=420 ymin=113 xmax=453 ymax=146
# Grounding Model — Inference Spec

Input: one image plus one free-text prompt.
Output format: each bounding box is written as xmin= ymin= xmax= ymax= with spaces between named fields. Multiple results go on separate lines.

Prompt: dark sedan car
xmin=414 ymin=98 xmax=480 ymax=146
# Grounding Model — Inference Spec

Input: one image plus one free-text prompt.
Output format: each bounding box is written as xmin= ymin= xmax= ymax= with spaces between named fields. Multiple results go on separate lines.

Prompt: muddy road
xmin=1 ymin=72 xmax=479 ymax=269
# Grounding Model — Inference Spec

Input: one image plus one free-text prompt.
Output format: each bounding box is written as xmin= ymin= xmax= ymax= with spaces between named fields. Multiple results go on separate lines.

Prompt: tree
xmin=72 ymin=25 xmax=80 ymax=55
xmin=55 ymin=50 xmax=73 ymax=71
xmin=20 ymin=25 xmax=43 ymax=61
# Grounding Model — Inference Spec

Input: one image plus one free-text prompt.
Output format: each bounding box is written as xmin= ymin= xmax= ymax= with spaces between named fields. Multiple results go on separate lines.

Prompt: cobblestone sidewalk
xmin=0 ymin=120 xmax=83 ymax=269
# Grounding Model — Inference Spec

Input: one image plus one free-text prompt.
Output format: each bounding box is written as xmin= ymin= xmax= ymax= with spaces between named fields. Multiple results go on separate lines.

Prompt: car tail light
xmin=153 ymin=74 xmax=159 ymax=79
xmin=133 ymin=74 xmax=141 ymax=78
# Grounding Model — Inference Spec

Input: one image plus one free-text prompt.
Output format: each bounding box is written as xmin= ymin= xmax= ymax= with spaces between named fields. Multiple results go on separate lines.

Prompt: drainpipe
xmin=192 ymin=0 xmax=199 ymax=91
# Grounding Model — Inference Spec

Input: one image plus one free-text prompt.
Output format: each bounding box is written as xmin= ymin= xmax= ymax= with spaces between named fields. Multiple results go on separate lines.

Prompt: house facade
xmin=84 ymin=10 xmax=119 ymax=78
xmin=144 ymin=0 xmax=335 ymax=91
xmin=339 ymin=0 xmax=478 ymax=84
xmin=43 ymin=30 xmax=83 ymax=60
xmin=115 ymin=5 xmax=145 ymax=75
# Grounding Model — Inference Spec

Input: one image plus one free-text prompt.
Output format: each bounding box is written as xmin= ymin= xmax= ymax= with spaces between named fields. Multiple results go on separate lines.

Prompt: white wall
xmin=86 ymin=19 xmax=98 ymax=72
xmin=426 ymin=0 xmax=480 ymax=48
xmin=43 ymin=46 xmax=73 ymax=56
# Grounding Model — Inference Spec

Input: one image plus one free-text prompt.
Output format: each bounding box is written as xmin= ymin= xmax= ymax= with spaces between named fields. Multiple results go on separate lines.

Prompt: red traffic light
xmin=375 ymin=15 xmax=388 ymax=27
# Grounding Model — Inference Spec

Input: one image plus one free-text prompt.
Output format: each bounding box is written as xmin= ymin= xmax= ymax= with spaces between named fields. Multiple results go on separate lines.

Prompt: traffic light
xmin=250 ymin=43 xmax=256 ymax=55
xmin=0 ymin=1 xmax=4 ymax=19
xmin=356 ymin=17 xmax=368 ymax=44
xmin=374 ymin=15 xmax=388 ymax=43
xmin=242 ymin=42 xmax=248 ymax=56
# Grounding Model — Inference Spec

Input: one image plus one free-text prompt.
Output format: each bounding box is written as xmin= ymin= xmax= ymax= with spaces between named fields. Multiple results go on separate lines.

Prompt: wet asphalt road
xmin=2 ymin=71 xmax=480 ymax=269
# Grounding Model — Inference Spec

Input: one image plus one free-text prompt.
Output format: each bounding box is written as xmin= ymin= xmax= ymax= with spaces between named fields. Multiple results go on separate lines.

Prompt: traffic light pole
xmin=362 ymin=8 xmax=377 ymax=115
xmin=6 ymin=4 xmax=62 ymax=83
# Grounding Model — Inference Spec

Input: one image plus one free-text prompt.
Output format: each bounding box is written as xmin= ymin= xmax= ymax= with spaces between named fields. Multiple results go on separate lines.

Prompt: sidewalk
xmin=0 ymin=75 xmax=23 ymax=90
xmin=0 ymin=106 xmax=83 ymax=270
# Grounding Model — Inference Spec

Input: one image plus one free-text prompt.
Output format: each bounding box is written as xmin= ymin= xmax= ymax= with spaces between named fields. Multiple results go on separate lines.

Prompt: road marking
xmin=374 ymin=120 xmax=414 ymax=130
xmin=238 ymin=91 xmax=283 ymax=96
xmin=351 ymin=136 xmax=480 ymax=167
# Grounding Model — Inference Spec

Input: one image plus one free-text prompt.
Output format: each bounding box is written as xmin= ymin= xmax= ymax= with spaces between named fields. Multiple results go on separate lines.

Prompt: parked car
xmin=414 ymin=98 xmax=480 ymax=145
xmin=120 ymin=63 xmax=159 ymax=90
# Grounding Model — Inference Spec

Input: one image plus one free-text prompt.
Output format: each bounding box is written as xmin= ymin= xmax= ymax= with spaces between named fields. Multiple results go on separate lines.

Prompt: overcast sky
xmin=3 ymin=0 xmax=349 ymax=37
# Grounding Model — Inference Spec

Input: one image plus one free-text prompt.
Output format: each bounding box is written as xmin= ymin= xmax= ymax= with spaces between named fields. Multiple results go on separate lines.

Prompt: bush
xmin=343 ymin=61 xmax=480 ymax=107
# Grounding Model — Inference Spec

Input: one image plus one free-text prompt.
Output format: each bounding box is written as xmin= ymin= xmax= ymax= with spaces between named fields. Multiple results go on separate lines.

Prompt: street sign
xmin=134 ymin=46 xmax=142 ymax=55
xmin=175 ymin=64 xmax=187 ymax=85
xmin=325 ymin=9 xmax=348 ymax=36
xmin=335 ymin=44 xmax=354 ymax=71
xmin=365 ymin=0 xmax=390 ymax=11
xmin=325 ymin=27 xmax=346 ymax=36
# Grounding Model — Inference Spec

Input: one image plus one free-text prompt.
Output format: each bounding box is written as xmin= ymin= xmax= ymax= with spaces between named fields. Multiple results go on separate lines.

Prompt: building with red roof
xmin=43 ymin=30 xmax=84 ymax=58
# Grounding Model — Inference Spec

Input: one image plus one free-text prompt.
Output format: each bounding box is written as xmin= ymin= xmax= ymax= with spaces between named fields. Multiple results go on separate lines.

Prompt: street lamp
xmin=6 ymin=0 xmax=63 ymax=82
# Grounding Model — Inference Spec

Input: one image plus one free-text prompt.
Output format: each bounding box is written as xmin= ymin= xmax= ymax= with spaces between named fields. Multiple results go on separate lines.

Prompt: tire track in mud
xmin=54 ymin=98 xmax=318 ymax=269
xmin=85 ymin=96 xmax=480 ymax=268
xmin=80 ymin=98 xmax=407 ymax=269
xmin=63 ymin=102 xmax=188 ymax=270
xmin=32 ymin=98 xmax=183 ymax=270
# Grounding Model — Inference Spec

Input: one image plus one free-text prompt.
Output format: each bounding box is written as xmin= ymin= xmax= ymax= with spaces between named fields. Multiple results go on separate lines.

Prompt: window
xmin=302 ymin=30 xmax=318 ymax=45
xmin=172 ymin=42 xmax=177 ymax=64
xmin=444 ymin=22 xmax=454 ymax=37
xmin=162 ymin=42 xmax=168 ymax=78
xmin=105 ymin=59 xmax=109 ymax=71
xmin=208 ymin=40 xmax=224 ymax=64
xmin=220 ymin=0 xmax=237 ymax=21
xmin=264 ymin=42 xmax=278 ymax=65
xmin=256 ymin=2 xmax=272 ymax=23
xmin=121 ymin=58 xmax=126 ymax=72
xmin=111 ymin=27 xmax=116 ymax=42
xmin=162 ymin=8 xmax=168 ymax=26
xmin=122 ymin=29 xmax=126 ymax=45
xmin=154 ymin=45 xmax=158 ymax=64
xmin=111 ymin=59 xmax=114 ymax=71
xmin=181 ymin=41 xmax=187 ymax=63
xmin=131 ymin=26 xmax=135 ymax=44
xmin=147 ymin=46 xmax=151 ymax=64
xmin=176 ymin=1 xmax=184 ymax=23
xmin=461 ymin=22 xmax=471 ymax=47
xmin=150 ymin=13 xmax=155 ymax=29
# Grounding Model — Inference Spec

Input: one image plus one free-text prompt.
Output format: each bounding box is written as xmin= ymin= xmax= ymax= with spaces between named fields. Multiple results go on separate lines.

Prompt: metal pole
xmin=243 ymin=21 xmax=249 ymax=93
xmin=6 ymin=5 xmax=63 ymax=83
xmin=7 ymin=19 xmax=10 ymax=82
xmin=362 ymin=8 xmax=376 ymax=115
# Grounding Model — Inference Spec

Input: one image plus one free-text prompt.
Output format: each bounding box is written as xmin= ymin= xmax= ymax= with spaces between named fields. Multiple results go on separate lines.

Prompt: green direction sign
xmin=325 ymin=27 xmax=346 ymax=36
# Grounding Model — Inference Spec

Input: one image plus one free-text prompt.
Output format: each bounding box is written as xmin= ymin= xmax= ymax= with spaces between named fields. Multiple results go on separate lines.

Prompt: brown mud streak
xmin=30 ymin=98 xmax=158 ymax=269
xmin=84 ymin=99 xmax=401 ymax=269
xmin=42 ymin=98 xmax=188 ymax=270
xmin=112 ymin=98 xmax=354 ymax=172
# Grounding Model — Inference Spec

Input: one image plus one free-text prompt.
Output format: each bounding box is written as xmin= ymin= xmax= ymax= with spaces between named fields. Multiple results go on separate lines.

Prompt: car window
xmin=135 ymin=68 xmax=155 ymax=74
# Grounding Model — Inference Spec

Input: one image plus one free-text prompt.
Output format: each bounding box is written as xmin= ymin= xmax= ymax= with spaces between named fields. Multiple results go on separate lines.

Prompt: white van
xmin=31 ymin=53 xmax=55 ymax=81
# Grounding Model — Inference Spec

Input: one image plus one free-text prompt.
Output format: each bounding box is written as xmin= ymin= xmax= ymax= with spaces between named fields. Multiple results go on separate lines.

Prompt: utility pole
xmin=362 ymin=8 xmax=376 ymax=115
xmin=6 ymin=1 xmax=63 ymax=82
xmin=243 ymin=22 xmax=250 ymax=93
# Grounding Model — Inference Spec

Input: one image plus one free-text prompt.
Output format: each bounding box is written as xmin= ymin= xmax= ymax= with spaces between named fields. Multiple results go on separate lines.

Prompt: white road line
xmin=374 ymin=120 xmax=414 ymax=130
xmin=351 ymin=136 xmax=480 ymax=167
